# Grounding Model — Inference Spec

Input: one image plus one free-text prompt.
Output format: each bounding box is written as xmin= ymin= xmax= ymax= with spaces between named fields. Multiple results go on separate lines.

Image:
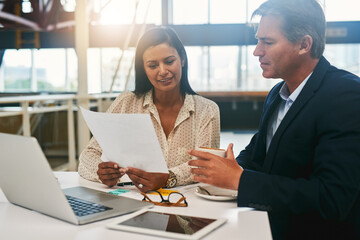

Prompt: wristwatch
xmin=165 ymin=170 xmax=177 ymax=188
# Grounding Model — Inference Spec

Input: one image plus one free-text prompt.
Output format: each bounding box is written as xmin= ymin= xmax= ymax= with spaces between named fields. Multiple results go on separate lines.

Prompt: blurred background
xmin=0 ymin=0 xmax=359 ymax=170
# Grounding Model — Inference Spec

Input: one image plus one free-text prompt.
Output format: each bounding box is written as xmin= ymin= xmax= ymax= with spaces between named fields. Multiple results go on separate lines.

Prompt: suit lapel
xmin=263 ymin=57 xmax=331 ymax=172
xmin=259 ymin=91 xmax=282 ymax=142
xmin=252 ymin=84 xmax=283 ymax=165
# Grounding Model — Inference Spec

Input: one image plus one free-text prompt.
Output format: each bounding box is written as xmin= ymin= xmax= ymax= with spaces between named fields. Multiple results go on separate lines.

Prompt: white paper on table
xmin=80 ymin=107 xmax=168 ymax=173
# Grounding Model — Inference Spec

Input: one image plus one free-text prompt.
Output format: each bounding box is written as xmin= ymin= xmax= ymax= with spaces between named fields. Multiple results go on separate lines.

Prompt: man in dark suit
xmin=188 ymin=0 xmax=360 ymax=239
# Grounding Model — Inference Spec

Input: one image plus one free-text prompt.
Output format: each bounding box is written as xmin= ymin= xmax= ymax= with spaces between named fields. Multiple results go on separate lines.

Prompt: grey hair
xmin=252 ymin=0 xmax=326 ymax=58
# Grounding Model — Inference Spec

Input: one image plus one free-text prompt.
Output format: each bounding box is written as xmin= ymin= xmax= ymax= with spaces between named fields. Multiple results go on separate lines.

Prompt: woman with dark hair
xmin=78 ymin=26 xmax=220 ymax=192
xmin=134 ymin=26 xmax=196 ymax=96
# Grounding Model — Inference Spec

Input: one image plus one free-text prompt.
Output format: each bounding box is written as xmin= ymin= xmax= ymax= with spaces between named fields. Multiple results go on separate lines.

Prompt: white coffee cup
xmin=193 ymin=146 xmax=226 ymax=159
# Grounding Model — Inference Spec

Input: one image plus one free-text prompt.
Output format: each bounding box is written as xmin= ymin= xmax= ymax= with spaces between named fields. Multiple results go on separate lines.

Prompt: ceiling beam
xmin=0 ymin=22 xmax=359 ymax=49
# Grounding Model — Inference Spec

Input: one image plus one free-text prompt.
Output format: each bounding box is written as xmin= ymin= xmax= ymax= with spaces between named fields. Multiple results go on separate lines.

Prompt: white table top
xmin=0 ymin=172 xmax=272 ymax=240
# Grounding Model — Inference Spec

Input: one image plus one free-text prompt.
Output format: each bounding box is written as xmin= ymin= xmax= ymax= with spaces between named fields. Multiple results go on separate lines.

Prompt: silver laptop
xmin=0 ymin=133 xmax=152 ymax=225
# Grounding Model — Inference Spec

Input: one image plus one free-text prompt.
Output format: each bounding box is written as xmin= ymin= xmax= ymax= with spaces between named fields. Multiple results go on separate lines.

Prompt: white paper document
xmin=80 ymin=107 xmax=168 ymax=173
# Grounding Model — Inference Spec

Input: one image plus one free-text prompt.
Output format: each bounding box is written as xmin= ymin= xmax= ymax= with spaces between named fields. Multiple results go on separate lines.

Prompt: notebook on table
xmin=0 ymin=133 xmax=152 ymax=225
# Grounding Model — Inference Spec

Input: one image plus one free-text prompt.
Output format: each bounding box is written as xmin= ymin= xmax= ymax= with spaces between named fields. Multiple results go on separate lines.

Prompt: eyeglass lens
xmin=144 ymin=191 xmax=185 ymax=204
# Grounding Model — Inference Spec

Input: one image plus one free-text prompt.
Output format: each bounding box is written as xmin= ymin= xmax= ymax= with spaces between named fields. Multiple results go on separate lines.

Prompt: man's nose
xmin=253 ymin=44 xmax=263 ymax=57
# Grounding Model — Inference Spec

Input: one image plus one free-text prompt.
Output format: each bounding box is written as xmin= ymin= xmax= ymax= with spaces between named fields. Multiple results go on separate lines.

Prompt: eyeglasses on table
xmin=141 ymin=190 xmax=188 ymax=207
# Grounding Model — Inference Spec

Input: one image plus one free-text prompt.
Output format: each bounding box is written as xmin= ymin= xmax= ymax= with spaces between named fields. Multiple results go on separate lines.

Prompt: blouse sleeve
xmin=169 ymin=100 xmax=220 ymax=186
xmin=195 ymin=102 xmax=221 ymax=149
xmin=77 ymin=137 xmax=103 ymax=182
xmin=77 ymin=92 xmax=130 ymax=182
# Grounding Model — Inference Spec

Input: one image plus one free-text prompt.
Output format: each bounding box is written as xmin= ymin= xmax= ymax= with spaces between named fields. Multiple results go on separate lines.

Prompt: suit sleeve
xmin=236 ymin=133 xmax=264 ymax=171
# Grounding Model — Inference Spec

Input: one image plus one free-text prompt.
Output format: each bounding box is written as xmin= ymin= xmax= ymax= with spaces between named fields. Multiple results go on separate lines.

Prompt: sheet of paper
xmin=80 ymin=107 xmax=168 ymax=173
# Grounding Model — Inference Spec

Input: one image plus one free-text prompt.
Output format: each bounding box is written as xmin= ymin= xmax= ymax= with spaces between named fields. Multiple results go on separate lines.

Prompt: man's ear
xmin=299 ymin=35 xmax=313 ymax=55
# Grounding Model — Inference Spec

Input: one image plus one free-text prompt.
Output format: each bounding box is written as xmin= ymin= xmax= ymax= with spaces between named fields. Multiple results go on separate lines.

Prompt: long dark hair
xmin=133 ymin=26 xmax=196 ymax=96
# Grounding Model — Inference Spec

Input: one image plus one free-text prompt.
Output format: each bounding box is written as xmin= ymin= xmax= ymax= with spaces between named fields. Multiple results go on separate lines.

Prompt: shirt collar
xmin=279 ymin=72 xmax=313 ymax=102
xmin=182 ymin=93 xmax=195 ymax=113
xmin=142 ymin=90 xmax=195 ymax=114
xmin=143 ymin=90 xmax=153 ymax=108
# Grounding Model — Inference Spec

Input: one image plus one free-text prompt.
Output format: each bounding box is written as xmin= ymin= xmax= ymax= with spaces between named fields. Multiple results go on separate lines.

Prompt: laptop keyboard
xmin=66 ymin=195 xmax=112 ymax=217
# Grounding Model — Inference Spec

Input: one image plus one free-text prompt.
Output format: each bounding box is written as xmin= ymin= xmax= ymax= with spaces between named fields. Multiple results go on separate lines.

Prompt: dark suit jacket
xmin=236 ymin=57 xmax=360 ymax=240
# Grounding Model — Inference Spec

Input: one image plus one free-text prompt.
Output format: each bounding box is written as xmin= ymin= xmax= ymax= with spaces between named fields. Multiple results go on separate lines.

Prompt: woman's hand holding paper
xmin=97 ymin=162 xmax=126 ymax=187
xmin=126 ymin=167 xmax=169 ymax=192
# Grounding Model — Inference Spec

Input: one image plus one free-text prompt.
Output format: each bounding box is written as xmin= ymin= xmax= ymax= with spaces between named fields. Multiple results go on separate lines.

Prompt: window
xmin=92 ymin=0 xmax=161 ymax=25
xmin=34 ymin=49 xmax=67 ymax=91
xmin=1 ymin=0 xmax=360 ymax=94
xmin=186 ymin=45 xmax=281 ymax=92
xmin=1 ymin=49 xmax=32 ymax=92
xmin=172 ymin=0 xmax=257 ymax=24
xmin=324 ymin=0 xmax=360 ymax=21
xmin=172 ymin=0 xmax=209 ymax=24
xmin=210 ymin=0 xmax=246 ymax=24
xmin=1 ymin=49 xmax=77 ymax=92
xmin=208 ymin=46 xmax=238 ymax=90
xmin=187 ymin=46 xmax=208 ymax=90
xmin=324 ymin=44 xmax=360 ymax=76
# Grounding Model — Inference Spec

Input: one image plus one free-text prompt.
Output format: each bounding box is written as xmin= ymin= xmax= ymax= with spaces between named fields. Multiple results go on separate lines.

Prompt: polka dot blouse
xmin=78 ymin=90 xmax=220 ymax=186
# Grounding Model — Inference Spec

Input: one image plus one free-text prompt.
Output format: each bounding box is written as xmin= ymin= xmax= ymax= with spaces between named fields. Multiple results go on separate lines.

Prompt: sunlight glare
xmin=98 ymin=1 xmax=135 ymax=25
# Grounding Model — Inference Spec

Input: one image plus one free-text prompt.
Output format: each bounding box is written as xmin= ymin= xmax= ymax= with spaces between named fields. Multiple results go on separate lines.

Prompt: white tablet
xmin=107 ymin=209 xmax=227 ymax=240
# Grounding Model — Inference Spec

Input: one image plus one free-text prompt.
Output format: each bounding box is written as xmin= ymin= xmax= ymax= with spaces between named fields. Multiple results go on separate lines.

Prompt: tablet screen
xmin=118 ymin=211 xmax=216 ymax=235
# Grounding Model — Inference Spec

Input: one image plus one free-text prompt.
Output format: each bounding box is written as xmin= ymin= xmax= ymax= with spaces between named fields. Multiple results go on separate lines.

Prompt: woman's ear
xmin=299 ymin=35 xmax=313 ymax=55
xmin=181 ymin=58 xmax=185 ymax=67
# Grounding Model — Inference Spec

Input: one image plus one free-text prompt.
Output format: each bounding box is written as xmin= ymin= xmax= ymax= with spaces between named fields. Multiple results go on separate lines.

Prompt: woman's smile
xmin=143 ymin=43 xmax=183 ymax=93
xmin=158 ymin=76 xmax=173 ymax=83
